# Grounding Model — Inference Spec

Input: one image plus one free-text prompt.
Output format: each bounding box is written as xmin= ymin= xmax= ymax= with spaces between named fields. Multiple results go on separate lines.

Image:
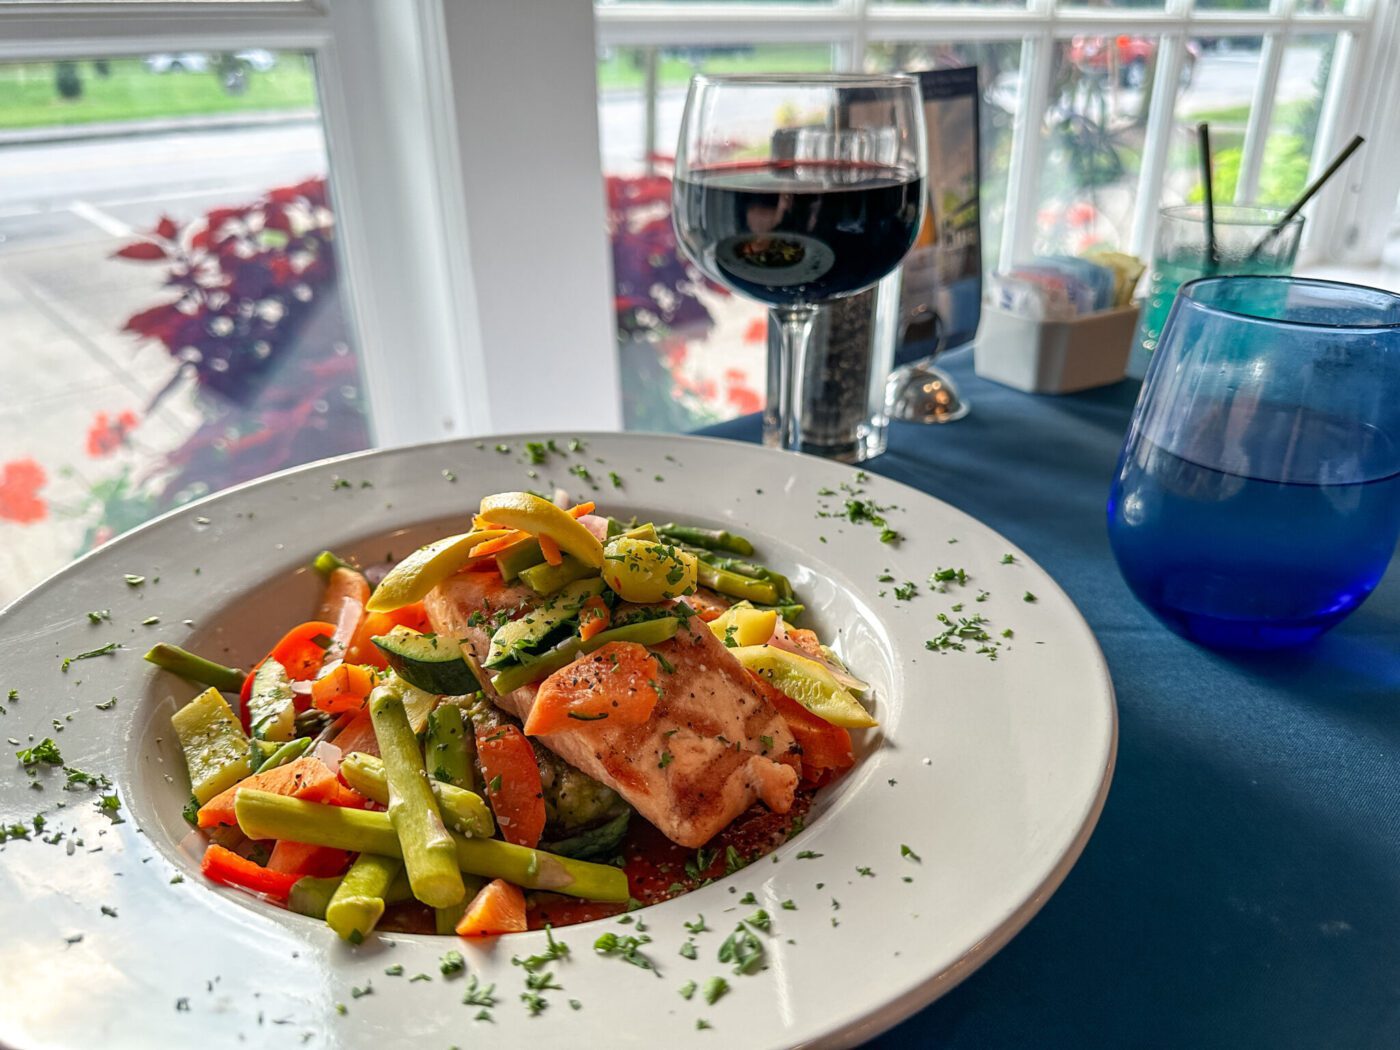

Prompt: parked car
xmin=1067 ymin=35 xmax=1199 ymax=89
xmin=143 ymin=50 xmax=277 ymax=75
xmin=144 ymin=52 xmax=209 ymax=74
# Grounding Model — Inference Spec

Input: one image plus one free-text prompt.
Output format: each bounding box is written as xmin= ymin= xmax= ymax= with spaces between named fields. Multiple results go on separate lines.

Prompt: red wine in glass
xmin=673 ymin=160 xmax=925 ymax=306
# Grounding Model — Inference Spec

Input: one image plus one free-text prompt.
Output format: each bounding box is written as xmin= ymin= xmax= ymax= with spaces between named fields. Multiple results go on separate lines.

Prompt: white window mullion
xmin=1000 ymin=2 xmax=1055 ymax=266
xmin=1234 ymin=0 xmax=1294 ymax=205
xmin=842 ymin=0 xmax=869 ymax=73
xmin=1128 ymin=0 xmax=1193 ymax=263
xmin=1299 ymin=29 xmax=1356 ymax=261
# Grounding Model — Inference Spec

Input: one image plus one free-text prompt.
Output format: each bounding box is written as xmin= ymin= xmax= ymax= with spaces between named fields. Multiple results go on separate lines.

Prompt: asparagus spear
xmin=339 ymin=750 xmax=494 ymax=838
xmin=312 ymin=549 xmax=353 ymax=578
xmin=326 ymin=853 xmax=402 ymax=943
xmin=678 ymin=545 xmax=794 ymax=600
xmin=234 ymin=789 xmax=629 ymax=902
xmin=369 ymin=687 xmax=466 ymax=909
xmin=657 ymin=524 xmax=755 ymax=556
xmin=423 ymin=703 xmax=476 ymax=791
xmin=288 ymin=874 xmax=343 ymax=920
xmin=436 ymin=876 xmax=485 ymax=935
xmin=385 ymin=867 xmax=414 ymax=904
xmin=694 ymin=562 xmax=780 ymax=605
xmin=144 ymin=643 xmax=246 ymax=694
xmin=256 ymin=735 xmax=311 ymax=773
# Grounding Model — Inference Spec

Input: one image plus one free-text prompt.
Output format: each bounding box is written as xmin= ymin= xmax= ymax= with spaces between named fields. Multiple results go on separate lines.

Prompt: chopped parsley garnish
xmin=609 ymin=471 xmax=623 ymax=488
xmin=703 ymin=976 xmax=730 ymax=1005
xmin=525 ymin=441 xmax=549 ymax=464
xmin=567 ymin=711 xmax=607 ymax=722
xmin=893 ymin=581 xmax=917 ymax=601
xmin=739 ymin=891 xmax=757 ymax=906
xmin=901 ymin=844 xmax=922 ymax=862
xmin=658 ymin=751 xmax=673 ymax=769
xmin=723 ymin=845 xmax=747 ymax=875
xmin=96 ymin=697 xmax=117 ymax=711
xmin=16 ymin=737 xmax=62 ymax=767
xmin=856 ymin=866 xmax=875 ymax=878
xmin=1024 ymin=591 xmax=1038 ymax=603
xmin=684 ymin=846 xmax=716 ymax=881
xmin=86 ymin=610 xmax=110 ymax=624
xmin=593 ymin=931 xmax=655 ymax=971
xmin=879 ymin=528 xmax=901 ymax=545
xmin=440 ymin=950 xmax=466 ymax=977
xmin=61 ymin=642 xmax=121 ymax=672
xmin=514 ymin=926 xmax=569 ymax=971
xmin=929 ymin=567 xmax=969 ymax=591
xmin=488 ymin=774 xmax=503 ymax=793
xmin=679 ymin=941 xmax=698 ymax=960
xmin=759 ymin=735 xmax=773 ymax=751
xmin=697 ymin=1019 xmax=712 ymax=1030
xmin=745 ymin=909 xmax=771 ymax=931
xmin=461 ymin=975 xmax=496 ymax=1007
xmin=1001 ymin=553 xmax=1016 ymax=564
xmin=780 ymin=899 xmax=797 ymax=910
xmin=684 ymin=915 xmax=708 ymax=934
xmin=717 ymin=924 xmax=764 ymax=975
xmin=679 ymin=980 xmax=697 ymax=1000
xmin=124 ymin=574 xmax=145 ymax=586
xmin=796 ymin=850 xmax=822 ymax=860
xmin=384 ymin=964 xmax=404 ymax=976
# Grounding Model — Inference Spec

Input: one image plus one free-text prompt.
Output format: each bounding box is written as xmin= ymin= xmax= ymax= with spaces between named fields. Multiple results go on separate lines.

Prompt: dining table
xmin=704 ymin=348 xmax=1400 ymax=1049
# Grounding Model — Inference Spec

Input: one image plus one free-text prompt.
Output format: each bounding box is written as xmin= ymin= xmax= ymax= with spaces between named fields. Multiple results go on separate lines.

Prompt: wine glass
xmin=672 ymin=73 xmax=928 ymax=452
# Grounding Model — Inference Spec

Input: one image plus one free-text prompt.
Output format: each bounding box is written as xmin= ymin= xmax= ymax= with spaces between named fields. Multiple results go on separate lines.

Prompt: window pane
xmin=1194 ymin=0 xmax=1269 ymax=9
xmin=864 ymin=42 xmax=1022 ymax=275
xmin=0 ymin=52 xmax=370 ymax=606
xmin=1034 ymin=35 xmax=1158 ymax=254
xmin=1256 ymin=35 xmax=1336 ymax=208
xmin=1161 ymin=36 xmax=1264 ymax=209
xmin=599 ymin=44 xmax=834 ymax=431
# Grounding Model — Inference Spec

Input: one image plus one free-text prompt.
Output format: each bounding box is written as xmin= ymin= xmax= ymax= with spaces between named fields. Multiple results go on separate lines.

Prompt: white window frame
xmin=596 ymin=0 xmax=1400 ymax=271
xmin=0 ymin=0 xmax=622 ymax=446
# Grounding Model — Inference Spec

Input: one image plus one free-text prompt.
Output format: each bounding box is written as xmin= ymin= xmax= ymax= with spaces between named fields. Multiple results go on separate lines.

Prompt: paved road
xmin=0 ymin=123 xmax=328 ymax=253
xmin=0 ymin=43 xmax=1327 ymax=252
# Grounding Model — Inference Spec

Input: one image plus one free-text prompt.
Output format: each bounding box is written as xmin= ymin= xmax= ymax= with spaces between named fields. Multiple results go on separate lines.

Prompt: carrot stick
xmin=537 ymin=534 xmax=564 ymax=567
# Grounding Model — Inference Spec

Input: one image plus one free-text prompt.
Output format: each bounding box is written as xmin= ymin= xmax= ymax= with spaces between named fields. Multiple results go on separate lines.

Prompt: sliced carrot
xmin=311 ymin=663 xmax=377 ymax=715
xmin=202 ymin=844 xmax=302 ymax=901
xmin=330 ymin=709 xmax=379 ymax=758
xmin=270 ymin=621 xmax=339 ymax=681
xmin=524 ymin=641 xmax=660 ymax=737
xmin=577 ymin=595 xmax=610 ymax=642
xmin=316 ymin=567 xmax=370 ymax=625
xmin=475 ymin=723 xmax=546 ymax=848
xmin=267 ymin=840 xmax=352 ymax=879
xmin=469 ymin=530 xmax=530 ymax=558
xmin=748 ymin=671 xmax=853 ymax=786
xmin=785 ymin=627 xmax=826 ymax=660
xmin=345 ymin=603 xmax=432 ymax=668
xmin=326 ymin=781 xmax=370 ymax=809
xmin=455 ymin=878 xmax=527 ymax=937
xmin=537 ymin=533 xmax=564 ymax=566
xmin=567 ymin=502 xmax=596 ymax=518
xmin=196 ymin=756 xmax=340 ymax=830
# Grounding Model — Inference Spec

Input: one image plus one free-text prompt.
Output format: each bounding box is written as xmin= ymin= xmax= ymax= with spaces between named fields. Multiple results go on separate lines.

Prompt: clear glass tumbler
xmin=1108 ymin=276 xmax=1400 ymax=649
xmin=1136 ymin=204 xmax=1305 ymax=358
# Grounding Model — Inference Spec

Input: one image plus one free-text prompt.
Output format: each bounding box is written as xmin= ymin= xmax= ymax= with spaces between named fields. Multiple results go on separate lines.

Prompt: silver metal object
xmin=885 ymin=311 xmax=970 ymax=423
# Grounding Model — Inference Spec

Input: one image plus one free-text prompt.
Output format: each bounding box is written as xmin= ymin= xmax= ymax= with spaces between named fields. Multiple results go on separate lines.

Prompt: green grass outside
xmin=0 ymin=55 xmax=317 ymax=130
xmin=597 ymin=45 xmax=832 ymax=92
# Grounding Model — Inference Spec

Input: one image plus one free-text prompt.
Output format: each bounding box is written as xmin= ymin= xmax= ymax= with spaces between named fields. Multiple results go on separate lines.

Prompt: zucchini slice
xmin=485 ymin=578 xmax=606 ymax=667
xmin=371 ymin=627 xmax=482 ymax=696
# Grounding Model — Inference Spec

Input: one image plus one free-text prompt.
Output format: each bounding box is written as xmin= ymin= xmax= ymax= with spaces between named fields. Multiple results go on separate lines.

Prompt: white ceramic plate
xmin=0 ymin=433 xmax=1115 ymax=1050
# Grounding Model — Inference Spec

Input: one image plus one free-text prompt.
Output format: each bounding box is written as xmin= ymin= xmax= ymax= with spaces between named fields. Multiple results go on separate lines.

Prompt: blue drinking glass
xmin=1107 ymin=276 xmax=1400 ymax=649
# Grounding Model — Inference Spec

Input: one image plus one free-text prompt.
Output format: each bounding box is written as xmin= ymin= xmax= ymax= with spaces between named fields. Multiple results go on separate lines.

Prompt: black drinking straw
xmin=1246 ymin=133 xmax=1366 ymax=261
xmin=1197 ymin=122 xmax=1219 ymax=273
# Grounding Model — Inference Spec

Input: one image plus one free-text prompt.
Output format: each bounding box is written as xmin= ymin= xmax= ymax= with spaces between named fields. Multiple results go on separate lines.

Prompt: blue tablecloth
xmin=704 ymin=349 xmax=1400 ymax=1050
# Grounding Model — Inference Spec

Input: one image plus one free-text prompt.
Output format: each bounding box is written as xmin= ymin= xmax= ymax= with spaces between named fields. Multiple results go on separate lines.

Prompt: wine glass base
xmin=886 ymin=363 xmax=970 ymax=424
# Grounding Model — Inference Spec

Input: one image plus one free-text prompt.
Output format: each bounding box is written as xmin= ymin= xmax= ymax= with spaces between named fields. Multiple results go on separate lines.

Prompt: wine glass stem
xmin=766 ymin=304 xmax=818 ymax=451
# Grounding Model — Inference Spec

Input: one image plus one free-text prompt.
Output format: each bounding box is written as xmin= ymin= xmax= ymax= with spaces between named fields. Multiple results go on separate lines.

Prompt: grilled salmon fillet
xmin=425 ymin=571 xmax=800 ymax=848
